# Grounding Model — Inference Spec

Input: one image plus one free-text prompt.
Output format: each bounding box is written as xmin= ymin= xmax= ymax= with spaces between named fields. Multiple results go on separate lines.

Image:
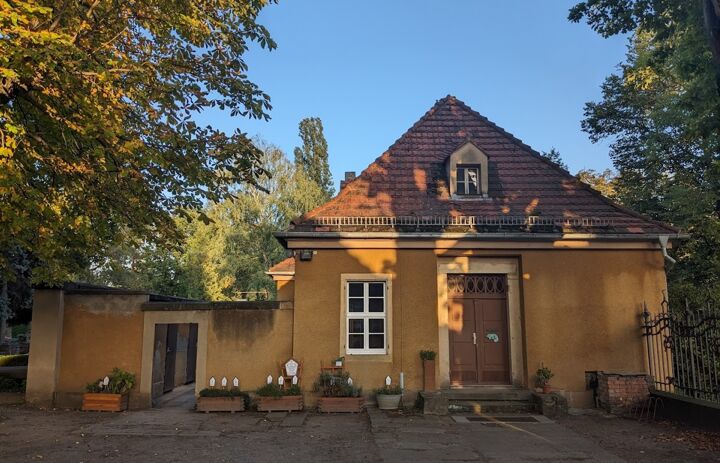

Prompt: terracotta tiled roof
xmin=293 ymin=96 xmax=677 ymax=235
xmin=267 ymin=256 xmax=295 ymax=275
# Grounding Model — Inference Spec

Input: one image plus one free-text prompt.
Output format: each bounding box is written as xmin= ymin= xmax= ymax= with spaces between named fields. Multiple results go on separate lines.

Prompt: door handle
xmin=472 ymin=332 xmax=477 ymax=345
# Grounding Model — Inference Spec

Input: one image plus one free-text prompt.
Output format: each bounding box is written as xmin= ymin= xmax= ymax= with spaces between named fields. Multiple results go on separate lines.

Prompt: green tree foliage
xmin=293 ymin=117 xmax=335 ymax=201
xmin=82 ymin=141 xmax=324 ymax=300
xmin=576 ymin=169 xmax=617 ymax=199
xmin=0 ymin=0 xmax=277 ymax=283
xmin=540 ymin=147 xmax=568 ymax=170
xmin=570 ymin=1 xmax=720 ymax=307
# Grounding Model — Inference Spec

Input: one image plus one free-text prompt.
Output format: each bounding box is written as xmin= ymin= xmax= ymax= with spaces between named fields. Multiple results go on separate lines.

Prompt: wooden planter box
xmin=81 ymin=393 xmax=128 ymax=412
xmin=257 ymin=395 xmax=303 ymax=412
xmin=196 ymin=396 xmax=245 ymax=413
xmin=423 ymin=359 xmax=436 ymax=391
xmin=318 ymin=396 xmax=364 ymax=413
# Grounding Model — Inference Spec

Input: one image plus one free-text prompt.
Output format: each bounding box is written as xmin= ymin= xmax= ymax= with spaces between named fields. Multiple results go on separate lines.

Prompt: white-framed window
xmin=346 ymin=281 xmax=387 ymax=355
xmin=456 ymin=165 xmax=480 ymax=195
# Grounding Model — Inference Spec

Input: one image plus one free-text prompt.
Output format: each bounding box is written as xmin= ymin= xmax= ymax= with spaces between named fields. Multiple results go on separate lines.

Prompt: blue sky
xmin=202 ymin=1 xmax=628 ymax=189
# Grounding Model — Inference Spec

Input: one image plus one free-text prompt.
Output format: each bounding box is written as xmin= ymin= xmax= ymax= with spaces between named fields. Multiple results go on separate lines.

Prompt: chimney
xmin=340 ymin=171 xmax=356 ymax=189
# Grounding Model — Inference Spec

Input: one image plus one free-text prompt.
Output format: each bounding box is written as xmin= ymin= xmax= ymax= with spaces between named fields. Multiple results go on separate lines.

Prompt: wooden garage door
xmin=448 ymin=274 xmax=510 ymax=385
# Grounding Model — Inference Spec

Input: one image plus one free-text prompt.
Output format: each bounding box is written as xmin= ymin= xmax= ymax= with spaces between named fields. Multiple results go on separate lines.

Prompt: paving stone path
xmin=1 ymin=405 xmax=717 ymax=462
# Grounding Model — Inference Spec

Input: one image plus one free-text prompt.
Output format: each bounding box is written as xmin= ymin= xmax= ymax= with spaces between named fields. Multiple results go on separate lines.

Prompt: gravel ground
xmin=1 ymin=404 xmax=718 ymax=462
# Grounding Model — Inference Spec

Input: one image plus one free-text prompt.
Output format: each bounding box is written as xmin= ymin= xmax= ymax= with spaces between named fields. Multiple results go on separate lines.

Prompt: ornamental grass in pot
xmin=82 ymin=368 xmax=135 ymax=412
xmin=256 ymin=383 xmax=303 ymax=412
xmin=315 ymin=371 xmax=363 ymax=413
xmin=375 ymin=385 xmax=402 ymax=410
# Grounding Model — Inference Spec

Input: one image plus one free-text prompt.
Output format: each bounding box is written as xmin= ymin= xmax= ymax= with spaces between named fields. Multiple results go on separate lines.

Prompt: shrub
xmin=199 ymin=387 xmax=245 ymax=397
xmin=0 ymin=377 xmax=25 ymax=393
xmin=420 ymin=350 xmax=436 ymax=361
xmin=0 ymin=354 xmax=29 ymax=367
xmin=314 ymin=371 xmax=362 ymax=398
xmin=374 ymin=385 xmax=402 ymax=395
xmin=85 ymin=368 xmax=136 ymax=394
xmin=255 ymin=383 xmax=302 ymax=397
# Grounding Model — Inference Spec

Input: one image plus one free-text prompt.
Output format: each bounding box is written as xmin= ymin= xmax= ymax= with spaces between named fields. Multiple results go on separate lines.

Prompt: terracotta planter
xmin=81 ymin=393 xmax=128 ymax=412
xmin=317 ymin=396 xmax=364 ymax=413
xmin=257 ymin=395 xmax=303 ymax=412
xmin=423 ymin=359 xmax=436 ymax=391
xmin=376 ymin=394 xmax=401 ymax=410
xmin=196 ymin=396 xmax=245 ymax=413
xmin=542 ymin=384 xmax=552 ymax=394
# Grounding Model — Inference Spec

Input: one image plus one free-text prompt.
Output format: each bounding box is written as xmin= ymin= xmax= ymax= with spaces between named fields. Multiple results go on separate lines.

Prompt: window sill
xmin=451 ymin=194 xmax=490 ymax=201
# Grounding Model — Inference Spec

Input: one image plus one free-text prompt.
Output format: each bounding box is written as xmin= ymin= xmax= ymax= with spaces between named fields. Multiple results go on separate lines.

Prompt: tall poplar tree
xmin=293 ymin=117 xmax=334 ymax=201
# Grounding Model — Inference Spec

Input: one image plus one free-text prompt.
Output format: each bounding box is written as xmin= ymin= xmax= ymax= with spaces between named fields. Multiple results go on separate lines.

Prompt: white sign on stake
xmin=292 ymin=376 xmax=298 ymax=385
xmin=232 ymin=377 xmax=239 ymax=388
xmin=385 ymin=376 xmax=392 ymax=386
xmin=103 ymin=376 xmax=110 ymax=386
xmin=278 ymin=376 xmax=285 ymax=386
xmin=221 ymin=377 xmax=228 ymax=387
xmin=209 ymin=376 xmax=216 ymax=387
xmin=266 ymin=375 xmax=273 ymax=385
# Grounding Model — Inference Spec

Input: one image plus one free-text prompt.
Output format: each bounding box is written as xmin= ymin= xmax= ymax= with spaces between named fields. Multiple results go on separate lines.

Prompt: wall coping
xmin=141 ymin=301 xmax=292 ymax=311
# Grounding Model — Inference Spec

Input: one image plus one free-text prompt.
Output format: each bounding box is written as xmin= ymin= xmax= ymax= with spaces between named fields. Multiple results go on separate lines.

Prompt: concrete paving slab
xmin=264 ymin=411 xmax=287 ymax=422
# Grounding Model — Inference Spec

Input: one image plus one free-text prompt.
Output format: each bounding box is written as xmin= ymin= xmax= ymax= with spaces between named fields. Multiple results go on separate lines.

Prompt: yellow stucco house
xmin=25 ymin=96 xmax=682 ymax=411
xmin=268 ymin=95 xmax=681 ymax=408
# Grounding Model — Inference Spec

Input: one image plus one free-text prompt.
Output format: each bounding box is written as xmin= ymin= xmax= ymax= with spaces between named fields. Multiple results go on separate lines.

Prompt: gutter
xmin=274 ymin=230 xmax=689 ymax=247
xmin=658 ymin=235 xmax=677 ymax=265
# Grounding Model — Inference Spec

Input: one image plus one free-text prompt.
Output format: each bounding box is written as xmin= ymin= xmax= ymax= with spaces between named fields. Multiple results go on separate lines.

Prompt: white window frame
xmin=345 ymin=281 xmax=387 ymax=355
xmin=456 ymin=165 xmax=481 ymax=196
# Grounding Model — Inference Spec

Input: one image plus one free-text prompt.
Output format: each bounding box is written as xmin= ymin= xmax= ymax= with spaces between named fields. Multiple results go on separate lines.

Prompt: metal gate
xmin=641 ymin=294 xmax=720 ymax=404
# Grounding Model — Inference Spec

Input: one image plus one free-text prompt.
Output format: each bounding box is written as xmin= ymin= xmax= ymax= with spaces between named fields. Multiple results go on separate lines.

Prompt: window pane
xmin=348 ymin=283 xmax=364 ymax=297
xmin=349 ymin=319 xmax=364 ymax=334
xmin=456 ymin=181 xmax=466 ymax=195
xmin=349 ymin=334 xmax=364 ymax=349
xmin=348 ymin=298 xmax=364 ymax=312
xmin=467 ymin=168 xmax=479 ymax=195
xmin=457 ymin=167 xmax=466 ymax=179
xmin=368 ymin=283 xmax=384 ymax=297
xmin=467 ymin=180 xmax=478 ymax=195
xmin=368 ymin=298 xmax=384 ymax=312
xmin=369 ymin=319 xmax=384 ymax=333
xmin=369 ymin=334 xmax=384 ymax=349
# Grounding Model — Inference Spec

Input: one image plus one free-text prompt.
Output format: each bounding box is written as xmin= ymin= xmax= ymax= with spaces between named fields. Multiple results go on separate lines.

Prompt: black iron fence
xmin=642 ymin=294 xmax=720 ymax=404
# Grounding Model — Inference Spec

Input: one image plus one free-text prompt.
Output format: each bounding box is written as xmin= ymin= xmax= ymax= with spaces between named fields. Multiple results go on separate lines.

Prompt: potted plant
xmin=256 ymin=383 xmax=303 ymax=412
xmin=375 ymin=384 xmax=402 ymax=410
xmin=420 ymin=350 xmax=436 ymax=391
xmin=334 ymin=356 xmax=345 ymax=368
xmin=82 ymin=368 xmax=135 ymax=412
xmin=197 ymin=387 xmax=246 ymax=413
xmin=536 ymin=365 xmax=554 ymax=394
xmin=315 ymin=371 xmax=363 ymax=413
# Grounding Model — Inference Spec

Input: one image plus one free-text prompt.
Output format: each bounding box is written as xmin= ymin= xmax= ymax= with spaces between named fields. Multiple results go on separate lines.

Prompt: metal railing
xmin=642 ymin=294 xmax=720 ymax=404
xmin=311 ymin=215 xmax=613 ymax=228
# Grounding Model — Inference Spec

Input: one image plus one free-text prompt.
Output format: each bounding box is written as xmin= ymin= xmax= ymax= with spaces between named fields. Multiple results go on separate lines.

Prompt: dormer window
xmin=446 ymin=142 xmax=489 ymax=198
xmin=456 ymin=165 xmax=480 ymax=196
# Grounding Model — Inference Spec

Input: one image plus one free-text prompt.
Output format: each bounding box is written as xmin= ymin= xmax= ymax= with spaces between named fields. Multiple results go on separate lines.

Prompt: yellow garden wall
xmin=56 ymin=294 xmax=147 ymax=408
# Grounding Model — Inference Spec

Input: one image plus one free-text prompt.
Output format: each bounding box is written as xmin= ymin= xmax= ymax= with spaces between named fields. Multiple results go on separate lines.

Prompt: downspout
xmin=658 ymin=235 xmax=676 ymax=265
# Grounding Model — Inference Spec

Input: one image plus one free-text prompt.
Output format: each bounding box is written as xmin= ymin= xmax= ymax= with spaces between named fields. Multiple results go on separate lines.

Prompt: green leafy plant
xmin=374 ymin=385 xmax=402 ymax=395
xmin=420 ymin=350 xmax=436 ymax=361
xmin=255 ymin=383 xmax=302 ymax=397
xmin=85 ymin=368 xmax=136 ymax=394
xmin=334 ymin=356 xmax=345 ymax=363
xmin=535 ymin=365 xmax=554 ymax=387
xmin=314 ymin=371 xmax=361 ymax=398
xmin=199 ymin=388 xmax=245 ymax=398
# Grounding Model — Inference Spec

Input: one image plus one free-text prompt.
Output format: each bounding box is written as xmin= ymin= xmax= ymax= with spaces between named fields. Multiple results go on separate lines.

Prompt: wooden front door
xmin=448 ymin=274 xmax=510 ymax=385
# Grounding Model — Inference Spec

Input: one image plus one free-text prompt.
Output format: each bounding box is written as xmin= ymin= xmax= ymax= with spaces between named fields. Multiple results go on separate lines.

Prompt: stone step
xmin=443 ymin=388 xmax=533 ymax=402
xmin=447 ymin=400 xmax=536 ymax=414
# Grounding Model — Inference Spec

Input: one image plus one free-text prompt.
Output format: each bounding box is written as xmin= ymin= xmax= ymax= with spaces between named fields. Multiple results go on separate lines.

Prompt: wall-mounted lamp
xmin=298 ymin=249 xmax=314 ymax=261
